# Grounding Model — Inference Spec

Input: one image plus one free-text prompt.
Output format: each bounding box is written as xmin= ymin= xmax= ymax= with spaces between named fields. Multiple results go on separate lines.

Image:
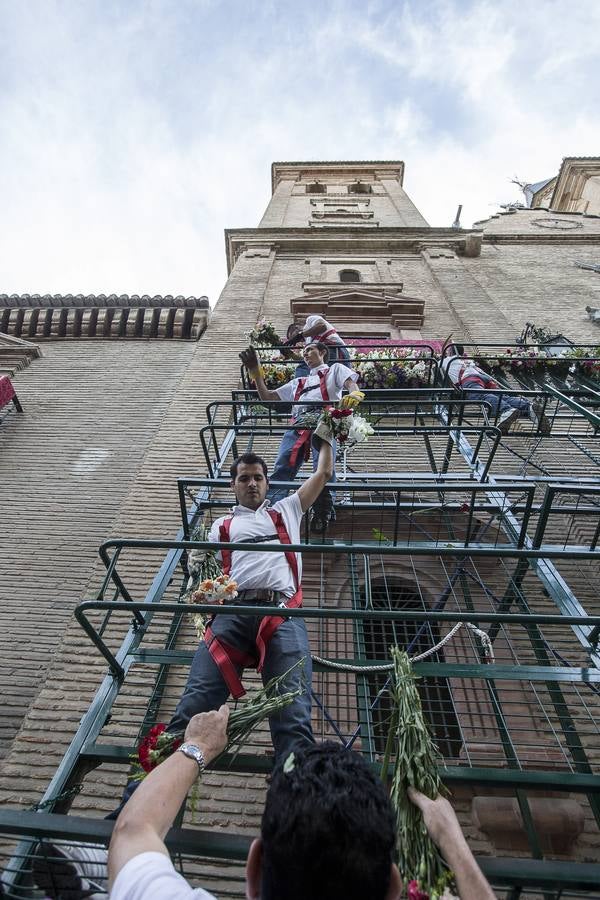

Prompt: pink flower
xmin=407 ymin=880 xmax=429 ymax=900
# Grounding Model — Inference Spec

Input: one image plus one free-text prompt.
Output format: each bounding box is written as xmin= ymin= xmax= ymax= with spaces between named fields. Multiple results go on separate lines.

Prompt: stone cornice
xmin=271 ymin=161 xmax=404 ymax=193
xmin=0 ymin=293 xmax=210 ymax=341
xmin=482 ymin=232 xmax=600 ymax=245
xmin=225 ymin=227 xmax=482 ymax=273
xmin=552 ymin=157 xmax=600 ymax=209
xmin=0 ymin=293 xmax=208 ymax=308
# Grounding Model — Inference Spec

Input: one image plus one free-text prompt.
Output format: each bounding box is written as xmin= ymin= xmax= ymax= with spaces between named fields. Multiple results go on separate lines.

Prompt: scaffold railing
xmin=3 ymin=355 xmax=600 ymax=899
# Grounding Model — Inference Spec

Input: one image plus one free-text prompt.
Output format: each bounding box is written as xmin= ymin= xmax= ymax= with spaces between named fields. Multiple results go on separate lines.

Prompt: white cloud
xmin=0 ymin=0 xmax=598 ymax=303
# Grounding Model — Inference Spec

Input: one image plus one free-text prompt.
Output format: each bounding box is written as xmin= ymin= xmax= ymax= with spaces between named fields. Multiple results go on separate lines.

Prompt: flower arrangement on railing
xmin=472 ymin=348 xmax=572 ymax=380
xmin=349 ymin=347 xmax=432 ymax=389
xmin=562 ymin=346 xmax=600 ymax=382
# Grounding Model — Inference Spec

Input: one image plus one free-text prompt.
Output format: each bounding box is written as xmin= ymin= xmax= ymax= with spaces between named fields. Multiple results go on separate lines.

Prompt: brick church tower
xmin=1 ymin=161 xmax=600 ymax=897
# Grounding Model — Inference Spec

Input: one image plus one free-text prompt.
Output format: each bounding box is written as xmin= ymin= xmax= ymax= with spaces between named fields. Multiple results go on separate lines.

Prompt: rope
xmin=28 ymin=783 xmax=83 ymax=812
xmin=311 ymin=621 xmax=494 ymax=673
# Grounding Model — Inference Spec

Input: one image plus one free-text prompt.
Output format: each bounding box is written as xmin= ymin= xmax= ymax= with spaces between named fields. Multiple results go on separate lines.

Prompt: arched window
xmin=306 ymin=181 xmax=326 ymax=194
xmin=339 ymin=269 xmax=361 ymax=283
xmin=360 ymin=578 xmax=462 ymax=759
xmin=348 ymin=180 xmax=372 ymax=194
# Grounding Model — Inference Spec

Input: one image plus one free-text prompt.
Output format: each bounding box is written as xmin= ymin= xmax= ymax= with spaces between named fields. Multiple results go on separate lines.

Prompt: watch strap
xmin=178 ymin=742 xmax=206 ymax=774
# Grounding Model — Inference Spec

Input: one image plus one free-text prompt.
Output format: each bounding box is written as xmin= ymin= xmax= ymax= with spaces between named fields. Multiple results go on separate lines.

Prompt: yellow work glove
xmin=239 ymin=347 xmax=264 ymax=380
xmin=340 ymin=389 xmax=365 ymax=410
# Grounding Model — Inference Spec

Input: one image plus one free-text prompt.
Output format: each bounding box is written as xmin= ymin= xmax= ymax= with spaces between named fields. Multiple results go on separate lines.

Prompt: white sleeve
xmin=110 ymin=852 xmax=216 ymax=900
xmin=304 ymin=314 xmax=323 ymax=330
xmin=273 ymin=492 xmax=304 ymax=536
xmin=336 ymin=364 xmax=358 ymax=387
xmin=275 ymin=377 xmax=299 ymax=402
xmin=208 ymin=517 xmax=224 ymax=563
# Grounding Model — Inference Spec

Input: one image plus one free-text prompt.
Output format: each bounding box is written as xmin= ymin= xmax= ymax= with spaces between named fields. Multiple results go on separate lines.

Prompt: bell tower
xmin=225 ymin=160 xmax=480 ymax=342
xmin=259 ymin=161 xmax=429 ymax=228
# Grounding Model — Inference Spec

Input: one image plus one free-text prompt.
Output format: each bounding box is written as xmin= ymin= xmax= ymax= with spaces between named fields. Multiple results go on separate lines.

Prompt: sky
xmin=1 ymin=0 xmax=599 ymax=304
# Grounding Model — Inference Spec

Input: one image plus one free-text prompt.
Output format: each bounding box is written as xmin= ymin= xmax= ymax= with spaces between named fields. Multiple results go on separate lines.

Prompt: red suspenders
xmin=319 ymin=327 xmax=338 ymax=343
xmin=456 ymin=363 xmax=498 ymax=390
xmin=289 ymin=369 xmax=330 ymax=467
xmin=204 ymin=509 xmax=303 ymax=699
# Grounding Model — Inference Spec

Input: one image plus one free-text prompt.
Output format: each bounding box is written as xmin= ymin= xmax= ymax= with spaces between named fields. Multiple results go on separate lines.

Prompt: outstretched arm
xmin=408 ymin=788 xmax=496 ymax=900
xmin=108 ymin=707 xmax=229 ymax=886
xmin=296 ymin=440 xmax=333 ymax=513
xmin=240 ymin=348 xmax=280 ymax=402
xmin=339 ymin=377 xmax=364 ymax=409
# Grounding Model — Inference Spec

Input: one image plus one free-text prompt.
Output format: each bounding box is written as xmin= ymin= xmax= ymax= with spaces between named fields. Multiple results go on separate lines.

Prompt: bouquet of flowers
xmin=293 ymin=403 xmax=374 ymax=456
xmin=129 ymin=662 xmax=305 ymax=782
xmin=247 ymin=317 xmax=283 ymax=348
xmin=382 ymin=647 xmax=458 ymax=900
xmin=183 ymin=523 xmax=238 ymax=639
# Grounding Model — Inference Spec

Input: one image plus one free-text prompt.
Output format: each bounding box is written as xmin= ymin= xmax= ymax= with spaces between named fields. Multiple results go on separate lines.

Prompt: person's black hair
xmin=287 ymin=323 xmax=301 ymax=340
xmin=260 ymin=742 xmax=397 ymax=900
xmin=229 ymin=453 xmax=268 ymax=481
xmin=305 ymin=340 xmax=328 ymax=357
xmin=453 ymin=343 xmax=465 ymax=356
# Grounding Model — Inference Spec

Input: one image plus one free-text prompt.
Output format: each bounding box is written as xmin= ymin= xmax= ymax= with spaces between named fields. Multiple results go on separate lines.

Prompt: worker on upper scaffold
xmin=240 ymin=341 xmax=363 ymax=532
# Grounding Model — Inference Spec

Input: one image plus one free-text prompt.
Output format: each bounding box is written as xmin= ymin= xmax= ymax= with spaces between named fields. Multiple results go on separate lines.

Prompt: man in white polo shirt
xmin=241 ymin=341 xmax=362 ymax=531
xmin=170 ymin=445 xmax=334 ymax=764
xmin=108 ymin=708 xmax=497 ymax=900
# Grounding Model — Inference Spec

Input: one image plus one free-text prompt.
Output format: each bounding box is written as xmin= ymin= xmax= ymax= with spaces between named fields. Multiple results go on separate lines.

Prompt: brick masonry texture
xmin=0 ymin=341 xmax=196 ymax=759
xmin=0 ymin=252 xmax=272 ymax=804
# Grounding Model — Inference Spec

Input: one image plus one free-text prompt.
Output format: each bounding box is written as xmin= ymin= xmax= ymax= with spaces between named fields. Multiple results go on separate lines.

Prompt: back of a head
xmin=453 ymin=343 xmax=465 ymax=356
xmin=260 ymin=742 xmax=396 ymax=900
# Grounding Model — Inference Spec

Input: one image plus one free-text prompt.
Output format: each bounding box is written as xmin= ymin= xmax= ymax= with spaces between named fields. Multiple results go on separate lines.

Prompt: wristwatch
xmin=178 ymin=742 xmax=206 ymax=774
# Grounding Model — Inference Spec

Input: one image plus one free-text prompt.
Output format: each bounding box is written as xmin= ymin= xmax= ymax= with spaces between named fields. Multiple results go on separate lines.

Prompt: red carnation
xmin=138 ymin=723 xmax=167 ymax=772
xmin=331 ymin=408 xmax=353 ymax=418
xmin=407 ymin=880 xmax=429 ymax=900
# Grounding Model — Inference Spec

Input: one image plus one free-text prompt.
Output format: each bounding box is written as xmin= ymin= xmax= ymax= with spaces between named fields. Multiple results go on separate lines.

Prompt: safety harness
xmin=456 ymin=363 xmax=499 ymax=391
xmin=204 ymin=509 xmax=303 ymax=699
xmin=289 ymin=368 xmax=330 ymax=467
xmin=319 ymin=327 xmax=341 ymax=345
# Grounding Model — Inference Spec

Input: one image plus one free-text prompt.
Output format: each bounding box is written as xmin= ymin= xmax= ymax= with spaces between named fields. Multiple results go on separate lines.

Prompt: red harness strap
xmin=319 ymin=327 xmax=339 ymax=344
xmin=205 ymin=510 xmax=303 ymax=697
xmin=255 ymin=510 xmax=303 ymax=671
xmin=289 ymin=369 xmax=330 ymax=467
xmin=456 ymin=364 xmax=498 ymax=390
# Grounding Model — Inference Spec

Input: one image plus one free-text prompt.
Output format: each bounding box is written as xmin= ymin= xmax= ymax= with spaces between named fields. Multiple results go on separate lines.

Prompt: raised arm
xmin=108 ymin=707 xmax=229 ymax=886
xmin=296 ymin=439 xmax=334 ymax=513
xmin=240 ymin=348 xmax=280 ymax=402
xmin=408 ymin=788 xmax=496 ymax=900
xmin=299 ymin=315 xmax=327 ymax=338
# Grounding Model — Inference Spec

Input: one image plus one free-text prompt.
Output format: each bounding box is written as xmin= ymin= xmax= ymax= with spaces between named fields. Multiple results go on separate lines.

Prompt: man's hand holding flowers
xmin=340 ymin=389 xmax=365 ymax=409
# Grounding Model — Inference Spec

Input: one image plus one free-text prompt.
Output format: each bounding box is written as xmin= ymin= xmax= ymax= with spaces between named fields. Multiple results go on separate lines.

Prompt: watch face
xmin=180 ymin=743 xmax=205 ymax=770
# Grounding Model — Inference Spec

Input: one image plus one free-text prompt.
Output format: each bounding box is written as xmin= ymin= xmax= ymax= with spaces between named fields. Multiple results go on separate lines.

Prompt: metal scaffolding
xmin=2 ymin=346 xmax=600 ymax=899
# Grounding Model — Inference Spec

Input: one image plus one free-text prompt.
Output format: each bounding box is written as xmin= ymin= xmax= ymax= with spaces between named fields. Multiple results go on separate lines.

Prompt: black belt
xmin=234 ymin=589 xmax=286 ymax=604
